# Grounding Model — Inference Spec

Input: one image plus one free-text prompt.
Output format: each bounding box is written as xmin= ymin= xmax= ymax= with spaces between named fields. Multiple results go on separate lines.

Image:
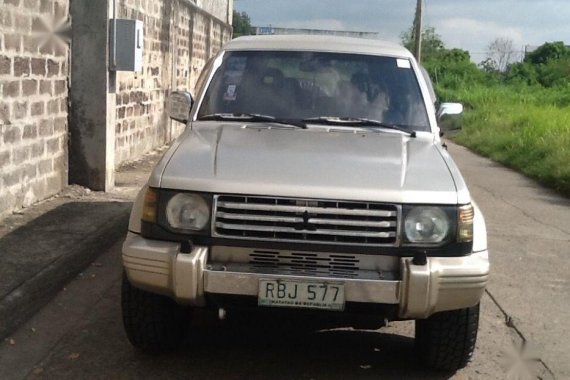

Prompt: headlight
xmin=404 ymin=206 xmax=450 ymax=244
xmin=166 ymin=193 xmax=210 ymax=231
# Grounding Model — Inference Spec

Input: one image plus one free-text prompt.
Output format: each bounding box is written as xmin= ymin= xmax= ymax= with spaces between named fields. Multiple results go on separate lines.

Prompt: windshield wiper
xmin=198 ymin=113 xmax=307 ymax=129
xmin=303 ymin=116 xmax=416 ymax=137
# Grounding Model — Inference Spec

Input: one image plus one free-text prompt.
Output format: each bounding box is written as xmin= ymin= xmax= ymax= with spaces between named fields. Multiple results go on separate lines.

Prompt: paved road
xmin=448 ymin=142 xmax=569 ymax=379
xmin=0 ymin=239 xmax=513 ymax=380
xmin=0 ymin=142 xmax=565 ymax=379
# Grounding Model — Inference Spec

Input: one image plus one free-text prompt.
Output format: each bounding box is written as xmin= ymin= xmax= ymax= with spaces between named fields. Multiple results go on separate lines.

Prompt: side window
xmin=194 ymin=57 xmax=216 ymax=98
xmin=420 ymin=66 xmax=437 ymax=105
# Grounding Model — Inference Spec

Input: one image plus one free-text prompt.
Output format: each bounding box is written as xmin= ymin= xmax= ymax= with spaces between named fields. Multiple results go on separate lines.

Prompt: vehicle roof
xmin=224 ymin=35 xmax=414 ymax=59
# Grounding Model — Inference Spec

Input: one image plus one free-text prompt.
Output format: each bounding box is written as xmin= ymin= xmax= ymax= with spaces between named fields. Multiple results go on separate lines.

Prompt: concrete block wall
xmin=0 ymin=0 xmax=69 ymax=217
xmin=114 ymin=0 xmax=174 ymax=166
xmin=189 ymin=10 xmax=210 ymax=86
xmin=194 ymin=0 xmax=233 ymax=25
xmin=0 ymin=0 xmax=231 ymax=217
xmin=114 ymin=0 xmax=232 ymax=167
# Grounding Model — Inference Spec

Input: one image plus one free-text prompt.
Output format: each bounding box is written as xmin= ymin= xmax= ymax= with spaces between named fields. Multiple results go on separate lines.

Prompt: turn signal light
xmin=458 ymin=204 xmax=474 ymax=242
xmin=142 ymin=187 xmax=158 ymax=223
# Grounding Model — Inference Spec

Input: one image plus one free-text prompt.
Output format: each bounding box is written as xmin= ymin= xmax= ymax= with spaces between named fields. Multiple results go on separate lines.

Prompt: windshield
xmin=197 ymin=51 xmax=430 ymax=131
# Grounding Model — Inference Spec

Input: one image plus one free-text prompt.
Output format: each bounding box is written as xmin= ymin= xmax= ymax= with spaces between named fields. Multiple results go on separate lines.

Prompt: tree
xmin=439 ymin=48 xmax=471 ymax=63
xmin=426 ymin=49 xmax=484 ymax=90
xmin=486 ymin=38 xmax=517 ymax=72
xmin=524 ymin=41 xmax=569 ymax=65
xmin=503 ymin=42 xmax=570 ymax=87
xmin=232 ymin=11 xmax=252 ymax=38
xmin=505 ymin=62 xmax=538 ymax=86
xmin=537 ymin=57 xmax=570 ymax=87
xmin=401 ymin=26 xmax=482 ymax=90
xmin=401 ymin=26 xmax=445 ymax=63
xmin=479 ymin=58 xmax=499 ymax=73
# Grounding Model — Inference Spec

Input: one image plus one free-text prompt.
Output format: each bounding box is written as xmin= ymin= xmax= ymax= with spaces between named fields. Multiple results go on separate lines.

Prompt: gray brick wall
xmin=195 ymin=0 xmax=232 ymax=24
xmin=0 ymin=0 xmax=69 ymax=217
xmin=114 ymin=0 xmax=232 ymax=167
xmin=0 ymin=0 xmax=231 ymax=217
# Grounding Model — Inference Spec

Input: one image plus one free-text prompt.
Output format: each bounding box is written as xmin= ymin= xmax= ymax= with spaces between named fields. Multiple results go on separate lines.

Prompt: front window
xmin=197 ymin=50 xmax=430 ymax=131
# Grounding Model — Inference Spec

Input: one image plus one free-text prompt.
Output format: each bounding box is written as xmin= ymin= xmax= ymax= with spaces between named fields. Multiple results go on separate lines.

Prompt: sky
xmin=234 ymin=0 xmax=570 ymax=63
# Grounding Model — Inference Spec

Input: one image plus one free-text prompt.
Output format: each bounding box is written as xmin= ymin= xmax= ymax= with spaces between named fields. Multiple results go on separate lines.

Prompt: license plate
xmin=258 ymin=279 xmax=345 ymax=311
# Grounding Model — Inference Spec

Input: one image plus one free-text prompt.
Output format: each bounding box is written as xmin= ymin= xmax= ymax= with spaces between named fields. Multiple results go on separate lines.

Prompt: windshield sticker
xmin=396 ymin=59 xmax=411 ymax=69
xmin=223 ymin=84 xmax=237 ymax=101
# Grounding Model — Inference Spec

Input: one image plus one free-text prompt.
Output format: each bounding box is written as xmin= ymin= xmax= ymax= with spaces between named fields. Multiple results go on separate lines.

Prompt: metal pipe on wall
xmin=112 ymin=0 xmax=117 ymax=69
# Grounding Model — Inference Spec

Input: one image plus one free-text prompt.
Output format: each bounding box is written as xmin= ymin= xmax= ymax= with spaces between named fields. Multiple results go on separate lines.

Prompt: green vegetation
xmin=402 ymin=29 xmax=570 ymax=195
xmin=232 ymin=11 xmax=252 ymax=38
xmin=449 ymin=86 xmax=570 ymax=195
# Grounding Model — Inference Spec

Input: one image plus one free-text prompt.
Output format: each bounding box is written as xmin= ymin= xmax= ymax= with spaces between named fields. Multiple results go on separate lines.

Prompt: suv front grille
xmin=212 ymin=195 xmax=400 ymax=246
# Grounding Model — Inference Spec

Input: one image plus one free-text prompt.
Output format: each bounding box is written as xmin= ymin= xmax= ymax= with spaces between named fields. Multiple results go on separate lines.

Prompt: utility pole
xmin=413 ymin=0 xmax=423 ymax=63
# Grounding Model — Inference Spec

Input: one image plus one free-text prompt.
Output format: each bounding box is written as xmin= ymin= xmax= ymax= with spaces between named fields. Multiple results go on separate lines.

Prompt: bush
xmin=401 ymin=29 xmax=570 ymax=194
xmin=537 ymin=57 xmax=570 ymax=87
xmin=524 ymin=41 xmax=569 ymax=65
xmin=448 ymin=84 xmax=570 ymax=195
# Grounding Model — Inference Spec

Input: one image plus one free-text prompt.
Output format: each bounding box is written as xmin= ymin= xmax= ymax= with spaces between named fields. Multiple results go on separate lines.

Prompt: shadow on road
xmin=0 ymin=201 xmax=131 ymax=341
xmin=124 ymin=311 xmax=454 ymax=380
xmin=27 ymin=273 xmax=455 ymax=380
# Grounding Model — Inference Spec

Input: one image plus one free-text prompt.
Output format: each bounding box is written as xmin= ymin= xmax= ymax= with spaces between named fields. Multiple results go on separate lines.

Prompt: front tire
xmin=415 ymin=304 xmax=480 ymax=371
xmin=121 ymin=273 xmax=190 ymax=352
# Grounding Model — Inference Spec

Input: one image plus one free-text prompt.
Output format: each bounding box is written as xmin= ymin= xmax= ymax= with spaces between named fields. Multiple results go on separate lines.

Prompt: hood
xmin=157 ymin=122 xmax=460 ymax=204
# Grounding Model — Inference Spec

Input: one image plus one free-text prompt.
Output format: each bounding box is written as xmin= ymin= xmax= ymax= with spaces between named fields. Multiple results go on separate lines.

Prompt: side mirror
xmin=168 ymin=91 xmax=194 ymax=123
xmin=437 ymin=102 xmax=464 ymax=134
xmin=437 ymin=102 xmax=463 ymax=120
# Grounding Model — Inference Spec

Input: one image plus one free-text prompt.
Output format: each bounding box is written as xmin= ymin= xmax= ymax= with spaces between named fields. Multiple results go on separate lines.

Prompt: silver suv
xmin=121 ymin=35 xmax=489 ymax=371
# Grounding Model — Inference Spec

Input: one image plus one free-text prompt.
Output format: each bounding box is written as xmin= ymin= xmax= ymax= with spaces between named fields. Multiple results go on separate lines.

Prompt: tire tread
xmin=415 ymin=304 xmax=480 ymax=371
xmin=121 ymin=274 xmax=189 ymax=352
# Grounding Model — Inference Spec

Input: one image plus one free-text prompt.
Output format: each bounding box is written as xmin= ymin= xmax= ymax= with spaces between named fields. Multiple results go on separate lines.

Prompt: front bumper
xmin=122 ymin=232 xmax=489 ymax=319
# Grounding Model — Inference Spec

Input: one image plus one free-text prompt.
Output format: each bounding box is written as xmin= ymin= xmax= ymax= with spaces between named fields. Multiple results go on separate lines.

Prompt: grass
xmin=440 ymin=84 xmax=570 ymax=196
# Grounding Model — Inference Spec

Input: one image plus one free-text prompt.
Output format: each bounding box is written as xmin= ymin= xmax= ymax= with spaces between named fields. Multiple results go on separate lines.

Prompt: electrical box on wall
xmin=109 ymin=19 xmax=144 ymax=72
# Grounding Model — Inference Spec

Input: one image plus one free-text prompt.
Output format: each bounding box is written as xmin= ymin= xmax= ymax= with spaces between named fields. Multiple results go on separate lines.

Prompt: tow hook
xmin=180 ymin=240 xmax=193 ymax=254
xmin=412 ymin=251 xmax=427 ymax=266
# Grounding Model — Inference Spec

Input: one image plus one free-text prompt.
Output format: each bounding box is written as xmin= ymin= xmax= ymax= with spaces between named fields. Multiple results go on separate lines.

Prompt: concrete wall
xmin=0 ymin=0 xmax=232 ymax=217
xmin=194 ymin=0 xmax=233 ymax=25
xmin=114 ymin=0 xmax=232 ymax=166
xmin=0 ymin=0 xmax=69 ymax=217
